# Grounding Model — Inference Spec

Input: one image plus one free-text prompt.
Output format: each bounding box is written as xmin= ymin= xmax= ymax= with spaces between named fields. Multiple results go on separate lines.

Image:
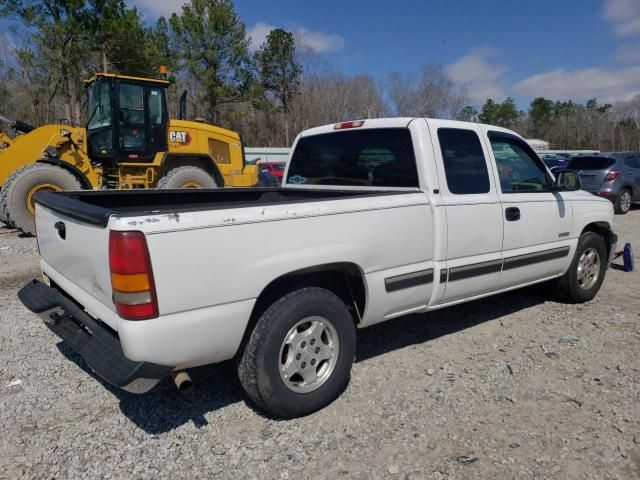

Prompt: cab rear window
xmin=286 ymin=129 xmax=419 ymax=188
xmin=568 ymin=157 xmax=616 ymax=170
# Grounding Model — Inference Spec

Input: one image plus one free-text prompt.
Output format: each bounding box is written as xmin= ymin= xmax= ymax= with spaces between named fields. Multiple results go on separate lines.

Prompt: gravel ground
xmin=1 ymin=209 xmax=639 ymax=480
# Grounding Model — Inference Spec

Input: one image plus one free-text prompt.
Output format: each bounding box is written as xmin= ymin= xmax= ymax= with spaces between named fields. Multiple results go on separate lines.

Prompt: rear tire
xmin=3 ymin=163 xmax=81 ymax=235
xmin=554 ymin=232 xmax=608 ymax=303
xmin=157 ymin=166 xmax=217 ymax=189
xmin=614 ymin=188 xmax=632 ymax=215
xmin=238 ymin=287 xmax=356 ymax=418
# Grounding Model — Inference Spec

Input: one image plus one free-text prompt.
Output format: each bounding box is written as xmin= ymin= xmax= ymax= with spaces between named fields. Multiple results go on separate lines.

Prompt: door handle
xmin=54 ymin=221 xmax=66 ymax=240
xmin=505 ymin=207 xmax=520 ymax=221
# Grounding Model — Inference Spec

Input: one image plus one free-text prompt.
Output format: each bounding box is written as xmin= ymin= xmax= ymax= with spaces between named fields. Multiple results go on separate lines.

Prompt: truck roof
xmin=299 ymin=118 xmax=415 ymax=137
xmin=297 ymin=117 xmax=516 ymax=138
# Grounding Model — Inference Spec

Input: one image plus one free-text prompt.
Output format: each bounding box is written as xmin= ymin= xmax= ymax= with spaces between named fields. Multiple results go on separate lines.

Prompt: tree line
xmin=1 ymin=0 xmax=639 ymax=151
xmin=465 ymin=96 xmax=640 ymax=151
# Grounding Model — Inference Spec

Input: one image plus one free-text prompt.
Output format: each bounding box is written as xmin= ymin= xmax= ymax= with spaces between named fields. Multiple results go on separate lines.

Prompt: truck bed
xmin=34 ymin=188 xmax=415 ymax=227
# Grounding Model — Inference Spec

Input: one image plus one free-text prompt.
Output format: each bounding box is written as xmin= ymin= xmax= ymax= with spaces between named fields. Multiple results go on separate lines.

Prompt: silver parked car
xmin=568 ymin=153 xmax=640 ymax=214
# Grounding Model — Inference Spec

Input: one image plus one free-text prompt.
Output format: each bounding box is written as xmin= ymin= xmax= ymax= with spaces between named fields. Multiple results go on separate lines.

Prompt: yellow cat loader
xmin=0 ymin=73 xmax=259 ymax=235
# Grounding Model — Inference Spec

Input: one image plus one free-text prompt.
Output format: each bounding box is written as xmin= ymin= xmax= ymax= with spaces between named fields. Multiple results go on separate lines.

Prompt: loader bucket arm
xmin=0 ymin=115 xmax=35 ymax=134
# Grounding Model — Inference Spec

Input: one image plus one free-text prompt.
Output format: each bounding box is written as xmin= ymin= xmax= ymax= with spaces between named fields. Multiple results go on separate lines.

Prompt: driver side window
xmin=490 ymin=138 xmax=549 ymax=193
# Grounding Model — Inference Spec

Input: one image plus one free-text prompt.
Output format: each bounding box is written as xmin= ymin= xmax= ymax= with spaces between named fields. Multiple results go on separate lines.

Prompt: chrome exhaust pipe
xmin=172 ymin=370 xmax=193 ymax=393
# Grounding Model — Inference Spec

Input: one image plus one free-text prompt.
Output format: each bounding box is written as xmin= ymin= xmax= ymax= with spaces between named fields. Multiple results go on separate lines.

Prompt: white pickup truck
xmin=19 ymin=118 xmax=617 ymax=418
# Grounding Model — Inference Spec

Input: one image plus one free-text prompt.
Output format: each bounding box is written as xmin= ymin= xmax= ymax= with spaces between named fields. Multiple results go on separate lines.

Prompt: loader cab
xmin=85 ymin=74 xmax=169 ymax=164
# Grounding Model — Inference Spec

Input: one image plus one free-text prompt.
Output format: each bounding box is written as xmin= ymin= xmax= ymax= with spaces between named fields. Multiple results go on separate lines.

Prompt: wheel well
xmin=160 ymin=154 xmax=224 ymax=186
xmin=581 ymin=222 xmax=615 ymax=257
xmin=36 ymin=159 xmax=92 ymax=189
xmin=238 ymin=263 xmax=367 ymax=355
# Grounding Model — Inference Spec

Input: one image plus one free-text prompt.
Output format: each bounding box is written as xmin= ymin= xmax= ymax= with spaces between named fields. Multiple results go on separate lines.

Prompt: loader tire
xmin=3 ymin=163 xmax=81 ymax=236
xmin=0 ymin=186 xmax=11 ymax=227
xmin=156 ymin=166 xmax=218 ymax=189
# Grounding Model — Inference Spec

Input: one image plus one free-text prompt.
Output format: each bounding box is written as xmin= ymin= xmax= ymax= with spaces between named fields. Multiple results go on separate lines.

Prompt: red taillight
xmin=113 ymin=302 xmax=157 ymax=319
xmin=604 ymin=170 xmax=620 ymax=182
xmin=109 ymin=231 xmax=158 ymax=320
xmin=334 ymin=120 xmax=365 ymax=130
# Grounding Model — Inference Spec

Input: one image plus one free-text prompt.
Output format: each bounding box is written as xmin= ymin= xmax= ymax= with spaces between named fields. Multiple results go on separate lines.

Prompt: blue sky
xmin=3 ymin=0 xmax=640 ymax=108
xmin=131 ymin=0 xmax=640 ymax=107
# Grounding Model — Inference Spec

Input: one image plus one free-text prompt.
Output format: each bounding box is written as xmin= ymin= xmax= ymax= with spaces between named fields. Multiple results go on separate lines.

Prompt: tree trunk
xmin=102 ymin=46 xmax=108 ymax=73
xmin=62 ymin=74 xmax=73 ymax=124
xmin=283 ymin=110 xmax=289 ymax=147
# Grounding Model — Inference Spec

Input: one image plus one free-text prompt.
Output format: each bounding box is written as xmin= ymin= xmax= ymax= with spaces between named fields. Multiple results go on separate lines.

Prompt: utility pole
xmin=564 ymin=102 xmax=570 ymax=150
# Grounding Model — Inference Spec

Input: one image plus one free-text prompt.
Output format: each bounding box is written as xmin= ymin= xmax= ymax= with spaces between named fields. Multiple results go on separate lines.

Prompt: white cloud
xmin=616 ymin=44 xmax=640 ymax=62
xmin=294 ymin=27 xmax=344 ymax=54
xmin=603 ymin=0 xmax=640 ymax=36
xmin=247 ymin=22 xmax=275 ymax=51
xmin=513 ymin=66 xmax=640 ymax=103
xmin=247 ymin=21 xmax=344 ymax=54
xmin=446 ymin=48 xmax=507 ymax=103
xmin=130 ymin=0 xmax=185 ymax=19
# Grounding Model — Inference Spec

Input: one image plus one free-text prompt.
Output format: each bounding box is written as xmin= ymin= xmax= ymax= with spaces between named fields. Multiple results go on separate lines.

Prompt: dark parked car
xmin=540 ymin=154 xmax=568 ymax=172
xmin=567 ymin=152 xmax=640 ymax=214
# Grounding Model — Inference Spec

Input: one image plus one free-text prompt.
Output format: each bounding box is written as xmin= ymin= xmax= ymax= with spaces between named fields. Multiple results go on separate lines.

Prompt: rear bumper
xmin=586 ymin=185 xmax=621 ymax=199
xmin=594 ymin=191 xmax=614 ymax=198
xmin=18 ymin=279 xmax=172 ymax=393
xmin=593 ymin=190 xmax=617 ymax=199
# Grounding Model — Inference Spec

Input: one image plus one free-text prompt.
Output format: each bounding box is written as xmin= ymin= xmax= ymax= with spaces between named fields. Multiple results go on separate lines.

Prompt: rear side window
xmin=568 ymin=157 xmax=616 ymax=170
xmin=624 ymin=157 xmax=640 ymax=169
xmin=437 ymin=128 xmax=490 ymax=194
xmin=286 ymin=129 xmax=419 ymax=188
xmin=148 ymin=88 xmax=164 ymax=125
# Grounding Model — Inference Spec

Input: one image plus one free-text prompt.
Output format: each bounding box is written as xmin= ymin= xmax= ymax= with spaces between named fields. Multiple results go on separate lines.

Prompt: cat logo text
xmin=169 ymin=131 xmax=191 ymax=145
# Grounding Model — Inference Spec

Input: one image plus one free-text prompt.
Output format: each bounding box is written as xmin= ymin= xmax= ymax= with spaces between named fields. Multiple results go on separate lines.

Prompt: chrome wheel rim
xmin=278 ymin=316 xmax=339 ymax=393
xmin=577 ymin=247 xmax=600 ymax=290
xmin=620 ymin=191 xmax=631 ymax=212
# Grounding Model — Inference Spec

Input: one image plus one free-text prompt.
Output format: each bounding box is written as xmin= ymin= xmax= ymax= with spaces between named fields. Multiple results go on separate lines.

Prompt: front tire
xmin=554 ymin=232 xmax=608 ymax=303
xmin=2 ymin=163 xmax=81 ymax=235
xmin=238 ymin=287 xmax=356 ymax=418
xmin=156 ymin=166 xmax=218 ymax=189
xmin=614 ymin=188 xmax=632 ymax=215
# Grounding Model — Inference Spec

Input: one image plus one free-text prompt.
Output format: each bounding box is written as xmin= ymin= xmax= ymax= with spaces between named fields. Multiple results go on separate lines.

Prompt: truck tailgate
xmin=35 ymin=203 xmax=117 ymax=329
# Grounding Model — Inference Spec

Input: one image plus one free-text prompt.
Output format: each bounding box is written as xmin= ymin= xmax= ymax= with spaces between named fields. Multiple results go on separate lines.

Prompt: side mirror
xmin=554 ymin=170 xmax=582 ymax=192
